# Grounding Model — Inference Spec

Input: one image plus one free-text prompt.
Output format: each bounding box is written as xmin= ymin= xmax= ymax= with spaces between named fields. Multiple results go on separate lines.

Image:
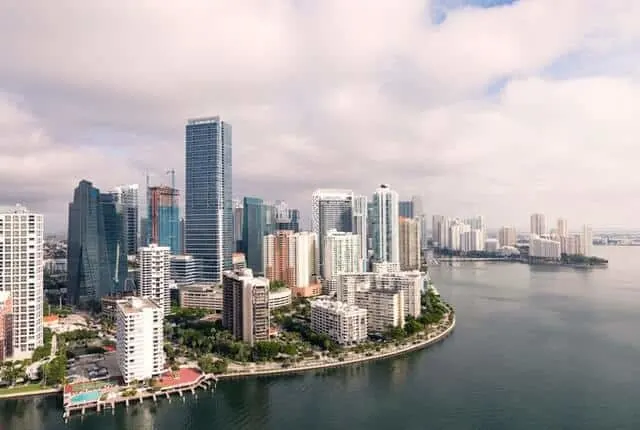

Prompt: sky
xmin=1 ymin=0 xmax=640 ymax=233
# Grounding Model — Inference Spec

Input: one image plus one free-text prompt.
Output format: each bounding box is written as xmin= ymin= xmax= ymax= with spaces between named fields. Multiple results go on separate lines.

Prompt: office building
xmin=310 ymin=299 xmax=367 ymax=345
xmin=116 ymin=297 xmax=165 ymax=384
xmin=530 ymin=213 xmax=547 ymax=236
xmin=179 ymin=284 xmax=223 ymax=314
xmin=185 ymin=116 xmax=233 ymax=283
xmin=137 ymin=244 xmax=172 ymax=315
xmin=0 ymin=205 xmax=44 ymax=359
xmin=371 ymin=185 xmax=400 ymax=264
xmin=242 ymin=197 xmax=265 ymax=274
xmin=263 ymin=202 xmax=277 ymax=236
xmin=399 ymin=201 xmax=414 ymax=218
xmin=498 ymin=226 xmax=517 ymax=247
xmin=311 ymin=189 xmax=354 ymax=275
xmin=273 ymin=200 xmax=300 ymax=232
xmin=68 ymin=180 xmax=127 ymax=303
xmin=222 ymin=269 xmax=269 ymax=345
xmin=111 ymin=184 xmax=139 ymax=256
xmin=352 ymin=195 xmax=368 ymax=271
xmin=170 ymin=255 xmax=198 ymax=287
xmin=233 ymin=199 xmax=244 ymax=252
xmin=0 ymin=292 xmax=12 ymax=361
xmin=354 ymin=288 xmax=404 ymax=333
xmin=147 ymin=185 xmax=180 ymax=254
xmin=399 ymin=217 xmax=420 ymax=270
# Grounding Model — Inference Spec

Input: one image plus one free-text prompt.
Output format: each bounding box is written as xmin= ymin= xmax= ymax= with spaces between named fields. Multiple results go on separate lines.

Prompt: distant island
xmin=432 ymin=249 xmax=608 ymax=267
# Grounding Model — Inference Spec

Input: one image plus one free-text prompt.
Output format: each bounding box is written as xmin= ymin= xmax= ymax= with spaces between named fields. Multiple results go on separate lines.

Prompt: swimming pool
xmin=70 ymin=390 xmax=101 ymax=404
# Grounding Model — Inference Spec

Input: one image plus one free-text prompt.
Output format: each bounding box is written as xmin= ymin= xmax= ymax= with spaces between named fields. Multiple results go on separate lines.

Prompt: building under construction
xmin=147 ymin=185 xmax=180 ymax=254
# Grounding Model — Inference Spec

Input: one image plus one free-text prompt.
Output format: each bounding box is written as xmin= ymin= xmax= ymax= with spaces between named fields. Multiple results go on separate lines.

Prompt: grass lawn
xmin=0 ymin=383 xmax=49 ymax=396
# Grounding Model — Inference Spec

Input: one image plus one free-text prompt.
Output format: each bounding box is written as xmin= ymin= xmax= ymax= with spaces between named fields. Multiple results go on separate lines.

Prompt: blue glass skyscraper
xmin=185 ymin=116 xmax=233 ymax=283
xmin=147 ymin=185 xmax=180 ymax=254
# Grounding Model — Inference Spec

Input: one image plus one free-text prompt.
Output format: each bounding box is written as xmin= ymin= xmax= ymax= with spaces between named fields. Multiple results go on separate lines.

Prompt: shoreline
xmin=218 ymin=313 xmax=456 ymax=380
xmin=0 ymin=387 xmax=61 ymax=400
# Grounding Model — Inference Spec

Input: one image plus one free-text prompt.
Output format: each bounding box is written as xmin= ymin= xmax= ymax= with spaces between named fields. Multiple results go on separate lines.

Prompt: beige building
xmin=399 ymin=217 xmax=421 ymax=271
xmin=498 ymin=226 xmax=517 ymax=247
xmin=222 ymin=269 xmax=270 ymax=345
xmin=530 ymin=213 xmax=547 ymax=236
xmin=310 ymin=299 xmax=367 ymax=345
xmin=263 ymin=231 xmax=317 ymax=289
xmin=354 ymin=288 xmax=404 ymax=333
xmin=179 ymin=284 xmax=223 ymax=313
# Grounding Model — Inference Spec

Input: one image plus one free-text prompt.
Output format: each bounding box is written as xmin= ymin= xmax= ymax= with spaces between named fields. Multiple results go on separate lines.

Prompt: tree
xmin=269 ymin=280 xmax=287 ymax=291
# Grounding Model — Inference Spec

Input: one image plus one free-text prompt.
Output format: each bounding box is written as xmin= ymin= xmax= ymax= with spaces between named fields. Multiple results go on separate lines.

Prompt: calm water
xmin=2 ymin=246 xmax=640 ymax=430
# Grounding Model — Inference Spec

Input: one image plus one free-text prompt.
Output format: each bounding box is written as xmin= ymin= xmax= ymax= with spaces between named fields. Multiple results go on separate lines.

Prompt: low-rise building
xmin=179 ymin=284 xmax=223 ymax=314
xmin=116 ymin=297 xmax=165 ymax=384
xmin=0 ymin=292 xmax=12 ymax=361
xmin=268 ymin=288 xmax=292 ymax=310
xmin=310 ymin=299 xmax=367 ymax=345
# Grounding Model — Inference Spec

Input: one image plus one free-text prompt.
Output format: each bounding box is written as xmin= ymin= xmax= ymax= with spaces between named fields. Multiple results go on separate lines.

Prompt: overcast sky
xmin=1 ymin=0 xmax=639 ymax=233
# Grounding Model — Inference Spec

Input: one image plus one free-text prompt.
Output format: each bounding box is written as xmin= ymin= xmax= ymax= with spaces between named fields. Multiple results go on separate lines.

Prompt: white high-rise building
xmin=582 ymin=225 xmax=593 ymax=257
xmin=352 ymin=195 xmax=368 ymax=271
xmin=116 ymin=297 xmax=165 ymax=384
xmin=432 ymin=215 xmax=450 ymax=249
xmin=557 ymin=218 xmax=568 ymax=238
xmin=530 ymin=213 xmax=547 ymax=236
xmin=0 ymin=205 xmax=44 ymax=359
xmin=311 ymin=189 xmax=354 ymax=275
xmin=529 ymin=234 xmax=561 ymax=259
xmin=461 ymin=229 xmax=484 ymax=252
xmin=323 ymin=229 xmax=362 ymax=280
xmin=137 ymin=244 xmax=171 ymax=315
xmin=448 ymin=220 xmax=470 ymax=251
xmin=111 ymin=184 xmax=139 ymax=256
xmin=371 ymin=184 xmax=399 ymax=264
xmin=310 ymin=299 xmax=368 ymax=345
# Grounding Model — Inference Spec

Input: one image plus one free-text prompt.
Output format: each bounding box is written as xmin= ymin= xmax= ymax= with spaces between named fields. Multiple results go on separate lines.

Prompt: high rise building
xmin=351 ymin=195 xmax=368 ymax=271
xmin=147 ymin=185 xmax=180 ymax=254
xmin=274 ymin=200 xmax=300 ymax=232
xmin=354 ymin=288 xmax=404 ymax=333
xmin=137 ymin=244 xmax=172 ymax=315
xmin=582 ymin=225 xmax=593 ymax=257
xmin=311 ymin=189 xmax=354 ymax=275
xmin=557 ymin=218 xmax=568 ymax=238
xmin=185 ymin=116 xmax=233 ymax=283
xmin=529 ymin=235 xmax=561 ymax=259
xmin=323 ymin=229 xmax=362 ymax=280
xmin=116 ymin=297 xmax=165 ymax=384
xmin=263 ymin=202 xmax=276 ymax=236
xmin=222 ymin=269 xmax=270 ymax=345
xmin=399 ymin=217 xmax=421 ymax=270
xmin=263 ymin=231 xmax=317 ymax=291
xmin=233 ymin=199 xmax=244 ymax=252
xmin=0 ymin=205 xmax=44 ymax=359
xmin=411 ymin=196 xmax=428 ymax=250
xmin=371 ymin=184 xmax=400 ymax=264
xmin=498 ymin=226 xmax=517 ymax=247
xmin=530 ymin=213 xmax=547 ymax=236
xmin=140 ymin=217 xmax=149 ymax=248
xmin=68 ymin=180 xmax=126 ymax=303
xmin=242 ymin=197 xmax=265 ymax=275
xmin=0 ymin=291 xmax=12 ymax=361
xmin=111 ymin=184 xmax=139 ymax=256
xmin=398 ymin=201 xmax=414 ymax=218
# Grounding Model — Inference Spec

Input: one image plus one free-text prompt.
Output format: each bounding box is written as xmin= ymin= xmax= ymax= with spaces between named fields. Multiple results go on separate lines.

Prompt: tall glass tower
xmin=147 ymin=185 xmax=180 ymax=254
xmin=110 ymin=184 xmax=139 ymax=256
xmin=242 ymin=197 xmax=264 ymax=274
xmin=371 ymin=184 xmax=400 ymax=264
xmin=185 ymin=116 xmax=233 ymax=283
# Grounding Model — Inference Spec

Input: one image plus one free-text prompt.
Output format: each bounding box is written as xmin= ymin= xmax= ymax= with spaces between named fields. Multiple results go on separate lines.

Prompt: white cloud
xmin=0 ymin=0 xmax=639 ymax=231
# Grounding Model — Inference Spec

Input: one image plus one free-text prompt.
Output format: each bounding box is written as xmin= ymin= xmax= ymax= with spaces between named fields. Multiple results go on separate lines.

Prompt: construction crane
xmin=166 ymin=169 xmax=176 ymax=253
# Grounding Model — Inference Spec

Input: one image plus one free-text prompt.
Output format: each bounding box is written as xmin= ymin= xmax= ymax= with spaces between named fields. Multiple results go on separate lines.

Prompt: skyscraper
xmin=137 ymin=244 xmax=171 ymax=315
xmin=185 ymin=116 xmax=233 ymax=283
xmin=274 ymin=200 xmax=300 ymax=232
xmin=111 ymin=184 xmax=139 ymax=256
xmin=398 ymin=201 xmax=414 ymax=218
xmin=399 ymin=217 xmax=421 ymax=270
xmin=411 ymin=195 xmax=428 ymax=249
xmin=371 ymin=184 xmax=400 ymax=264
xmin=311 ymin=189 xmax=354 ymax=276
xmin=557 ymin=218 xmax=568 ymax=237
xmin=222 ymin=269 xmax=270 ymax=345
xmin=68 ymin=180 xmax=124 ymax=304
xmin=147 ymin=185 xmax=180 ymax=254
xmin=352 ymin=195 xmax=368 ymax=271
xmin=530 ymin=213 xmax=547 ymax=236
xmin=0 ymin=205 xmax=44 ymax=359
xmin=233 ymin=198 xmax=244 ymax=252
xmin=242 ymin=197 xmax=265 ymax=275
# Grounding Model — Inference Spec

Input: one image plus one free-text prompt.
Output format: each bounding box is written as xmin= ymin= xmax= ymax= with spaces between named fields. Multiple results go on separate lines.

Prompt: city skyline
xmin=2 ymin=1 xmax=640 ymax=231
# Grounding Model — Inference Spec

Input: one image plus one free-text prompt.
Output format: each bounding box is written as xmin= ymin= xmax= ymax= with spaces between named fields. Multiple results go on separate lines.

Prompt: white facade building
xmin=116 ymin=297 xmax=165 ymax=384
xmin=461 ymin=229 xmax=484 ymax=252
xmin=351 ymin=195 xmax=369 ymax=271
xmin=582 ymin=225 xmax=593 ymax=257
xmin=137 ymin=244 xmax=171 ymax=315
xmin=371 ymin=185 xmax=400 ymax=264
xmin=310 ymin=299 xmax=367 ymax=345
xmin=530 ymin=213 xmax=547 ymax=236
xmin=268 ymin=288 xmax=292 ymax=310
xmin=0 ymin=205 xmax=44 ymax=359
xmin=111 ymin=184 xmax=139 ymax=256
xmin=448 ymin=221 xmax=470 ymax=251
xmin=311 ymin=189 xmax=354 ymax=276
xmin=323 ymin=229 xmax=362 ymax=280
xmin=354 ymin=288 xmax=405 ymax=333
xmin=557 ymin=218 xmax=568 ymax=238
xmin=529 ymin=235 xmax=561 ymax=259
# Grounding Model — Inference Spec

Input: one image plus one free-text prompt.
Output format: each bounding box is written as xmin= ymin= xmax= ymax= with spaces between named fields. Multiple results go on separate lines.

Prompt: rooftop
xmin=187 ymin=116 xmax=220 ymax=125
xmin=311 ymin=298 xmax=365 ymax=314
xmin=117 ymin=297 xmax=160 ymax=314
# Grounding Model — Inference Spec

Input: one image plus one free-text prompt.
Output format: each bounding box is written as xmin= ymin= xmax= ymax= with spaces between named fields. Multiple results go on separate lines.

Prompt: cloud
xmin=0 ymin=0 xmax=639 ymax=232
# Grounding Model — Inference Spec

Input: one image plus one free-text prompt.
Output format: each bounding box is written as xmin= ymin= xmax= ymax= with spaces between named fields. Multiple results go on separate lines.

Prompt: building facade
xmin=137 ymin=244 xmax=172 ymax=315
xmin=323 ymin=230 xmax=362 ymax=280
xmin=0 ymin=291 xmax=12 ymax=361
xmin=354 ymin=288 xmax=404 ymax=333
xmin=351 ymin=195 xmax=369 ymax=272
xmin=529 ymin=235 xmax=561 ymax=259
xmin=222 ymin=269 xmax=270 ymax=345
xmin=530 ymin=213 xmax=547 ymax=236
xmin=311 ymin=189 xmax=354 ymax=276
xmin=0 ymin=205 xmax=44 ymax=359
xmin=147 ymin=185 xmax=180 ymax=254
xmin=111 ymin=184 xmax=139 ymax=256
xmin=371 ymin=185 xmax=400 ymax=264
xmin=116 ymin=297 xmax=165 ymax=384
xmin=179 ymin=284 xmax=223 ymax=313
xmin=498 ymin=226 xmax=517 ymax=247
xmin=242 ymin=197 xmax=264 ymax=275
xmin=310 ymin=299 xmax=367 ymax=345
xmin=170 ymin=255 xmax=198 ymax=287
xmin=399 ymin=217 xmax=420 ymax=270
xmin=185 ymin=116 xmax=233 ymax=283
xmin=399 ymin=201 xmax=414 ymax=218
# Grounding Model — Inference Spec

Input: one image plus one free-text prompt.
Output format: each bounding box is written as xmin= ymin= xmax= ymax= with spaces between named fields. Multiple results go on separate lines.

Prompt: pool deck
xmin=62 ymin=368 xmax=217 ymax=421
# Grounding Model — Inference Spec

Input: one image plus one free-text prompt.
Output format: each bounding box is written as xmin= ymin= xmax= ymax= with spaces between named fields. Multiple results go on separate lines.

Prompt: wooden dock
xmin=62 ymin=373 xmax=218 ymax=421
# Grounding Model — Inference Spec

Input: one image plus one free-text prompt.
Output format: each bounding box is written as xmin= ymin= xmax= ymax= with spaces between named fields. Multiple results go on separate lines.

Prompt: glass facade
xmin=318 ymin=199 xmax=353 ymax=276
xmin=399 ymin=201 xmax=414 ymax=218
xmin=185 ymin=116 xmax=233 ymax=283
xmin=100 ymin=193 xmax=129 ymax=294
xmin=147 ymin=186 xmax=180 ymax=254
xmin=242 ymin=197 xmax=264 ymax=274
